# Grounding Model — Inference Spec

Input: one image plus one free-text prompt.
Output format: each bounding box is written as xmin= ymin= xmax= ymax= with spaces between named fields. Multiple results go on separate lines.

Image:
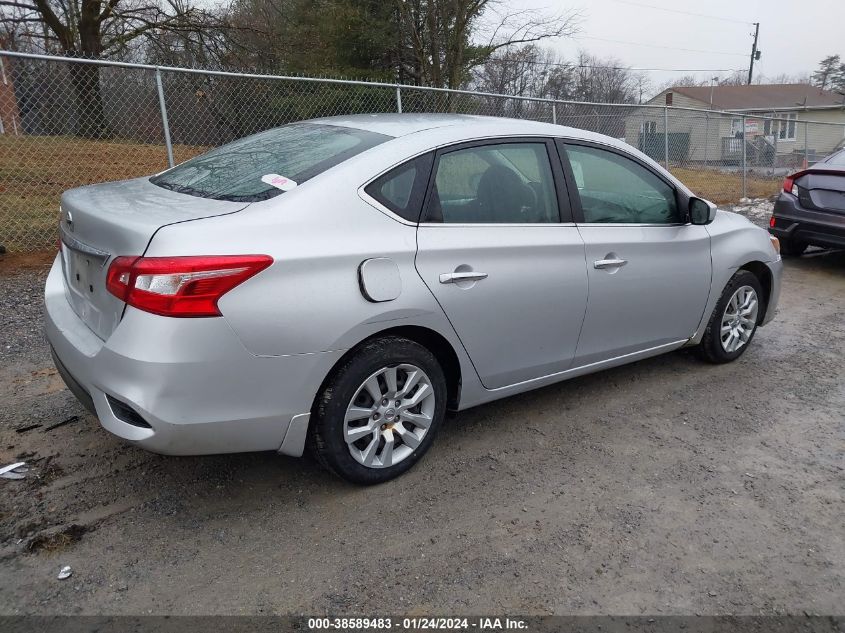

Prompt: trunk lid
xmin=59 ymin=177 xmax=249 ymax=340
xmin=796 ymin=170 xmax=845 ymax=214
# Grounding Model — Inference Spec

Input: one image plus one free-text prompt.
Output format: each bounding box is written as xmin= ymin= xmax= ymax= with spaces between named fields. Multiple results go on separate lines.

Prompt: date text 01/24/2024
xmin=307 ymin=617 xmax=528 ymax=630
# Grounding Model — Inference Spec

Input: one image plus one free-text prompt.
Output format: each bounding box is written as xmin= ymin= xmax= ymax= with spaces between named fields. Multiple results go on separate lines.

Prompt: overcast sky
xmin=501 ymin=0 xmax=845 ymax=92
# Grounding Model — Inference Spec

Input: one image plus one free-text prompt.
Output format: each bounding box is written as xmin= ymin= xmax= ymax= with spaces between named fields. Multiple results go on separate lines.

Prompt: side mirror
xmin=689 ymin=197 xmax=717 ymax=225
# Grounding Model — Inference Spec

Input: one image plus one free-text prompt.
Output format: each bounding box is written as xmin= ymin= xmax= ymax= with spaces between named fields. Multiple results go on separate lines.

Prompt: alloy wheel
xmin=720 ymin=285 xmax=759 ymax=353
xmin=343 ymin=364 xmax=436 ymax=468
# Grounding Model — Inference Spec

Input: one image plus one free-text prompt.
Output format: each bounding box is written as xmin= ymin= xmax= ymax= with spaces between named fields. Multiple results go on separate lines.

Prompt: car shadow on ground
xmin=5 ymin=331 xmax=706 ymax=548
xmin=32 ymin=336 xmax=708 ymax=515
xmin=784 ymin=247 xmax=845 ymax=272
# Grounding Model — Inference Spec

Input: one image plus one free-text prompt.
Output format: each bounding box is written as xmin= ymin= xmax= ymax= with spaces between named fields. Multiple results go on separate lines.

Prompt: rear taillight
xmin=783 ymin=170 xmax=805 ymax=196
xmin=106 ymin=255 xmax=272 ymax=317
xmin=769 ymin=215 xmax=776 ymax=228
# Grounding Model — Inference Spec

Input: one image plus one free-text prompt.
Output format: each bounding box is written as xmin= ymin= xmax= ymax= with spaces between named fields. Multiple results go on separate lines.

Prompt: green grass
xmin=671 ymin=167 xmax=781 ymax=204
xmin=0 ymin=135 xmax=205 ymax=251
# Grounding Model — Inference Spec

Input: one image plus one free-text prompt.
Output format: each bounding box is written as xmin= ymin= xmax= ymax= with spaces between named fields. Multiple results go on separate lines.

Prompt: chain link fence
xmin=2 ymin=50 xmax=845 ymax=252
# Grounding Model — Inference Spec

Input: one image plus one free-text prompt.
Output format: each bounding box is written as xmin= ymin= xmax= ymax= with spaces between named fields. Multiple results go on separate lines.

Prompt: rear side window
xmin=564 ymin=144 xmax=679 ymax=224
xmin=150 ymin=123 xmax=389 ymax=202
xmin=424 ymin=142 xmax=560 ymax=223
xmin=364 ymin=153 xmax=434 ymax=222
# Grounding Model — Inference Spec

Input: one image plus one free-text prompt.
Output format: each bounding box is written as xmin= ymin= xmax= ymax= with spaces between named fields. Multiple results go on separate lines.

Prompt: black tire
xmin=307 ymin=336 xmax=447 ymax=485
xmin=696 ymin=270 xmax=765 ymax=364
xmin=780 ymin=239 xmax=807 ymax=257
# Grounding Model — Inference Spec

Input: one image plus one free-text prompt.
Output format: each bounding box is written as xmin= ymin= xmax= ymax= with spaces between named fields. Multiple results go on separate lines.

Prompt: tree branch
xmin=30 ymin=0 xmax=73 ymax=49
xmin=0 ymin=1 xmax=38 ymax=9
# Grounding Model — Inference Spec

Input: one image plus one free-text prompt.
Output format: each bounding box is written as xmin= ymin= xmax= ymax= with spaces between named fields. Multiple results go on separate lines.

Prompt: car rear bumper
xmin=770 ymin=192 xmax=845 ymax=249
xmin=44 ymin=256 xmax=343 ymax=456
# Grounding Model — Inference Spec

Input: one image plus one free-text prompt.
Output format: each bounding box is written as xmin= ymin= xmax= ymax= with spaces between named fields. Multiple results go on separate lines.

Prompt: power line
xmin=486 ymin=57 xmax=743 ymax=73
xmin=573 ymin=35 xmax=747 ymax=57
xmin=603 ymin=0 xmax=753 ymax=25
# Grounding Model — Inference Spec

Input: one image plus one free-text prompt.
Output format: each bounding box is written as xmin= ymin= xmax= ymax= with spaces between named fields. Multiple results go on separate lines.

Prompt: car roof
xmin=310 ymin=113 xmax=489 ymax=136
xmin=309 ymin=113 xmax=607 ymax=143
xmin=307 ymin=113 xmax=685 ymax=194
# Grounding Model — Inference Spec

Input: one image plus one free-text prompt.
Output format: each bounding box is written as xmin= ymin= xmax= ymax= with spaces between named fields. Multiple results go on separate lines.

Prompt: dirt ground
xmin=0 ymin=218 xmax=842 ymax=616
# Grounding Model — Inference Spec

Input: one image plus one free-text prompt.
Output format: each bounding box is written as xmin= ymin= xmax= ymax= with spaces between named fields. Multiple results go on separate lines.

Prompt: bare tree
xmin=394 ymin=0 xmax=579 ymax=94
xmin=570 ymin=52 xmax=639 ymax=103
xmin=475 ymin=46 xmax=571 ymax=96
xmin=656 ymin=75 xmax=709 ymax=94
xmin=764 ymin=72 xmax=812 ymax=85
xmin=0 ymin=0 xmax=219 ymax=136
xmin=472 ymin=45 xmax=573 ymax=118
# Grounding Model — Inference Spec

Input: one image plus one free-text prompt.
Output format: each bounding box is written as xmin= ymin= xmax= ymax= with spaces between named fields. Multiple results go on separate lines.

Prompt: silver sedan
xmin=45 ymin=114 xmax=783 ymax=484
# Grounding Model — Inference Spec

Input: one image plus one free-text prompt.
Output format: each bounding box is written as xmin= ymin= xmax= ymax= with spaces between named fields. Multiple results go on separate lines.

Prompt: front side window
xmin=425 ymin=142 xmax=560 ymax=224
xmin=151 ymin=123 xmax=389 ymax=202
xmin=564 ymin=144 xmax=679 ymax=224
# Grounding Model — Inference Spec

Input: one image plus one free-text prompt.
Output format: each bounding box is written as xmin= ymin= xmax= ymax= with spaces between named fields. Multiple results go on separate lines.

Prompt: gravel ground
xmin=1 ymin=206 xmax=843 ymax=616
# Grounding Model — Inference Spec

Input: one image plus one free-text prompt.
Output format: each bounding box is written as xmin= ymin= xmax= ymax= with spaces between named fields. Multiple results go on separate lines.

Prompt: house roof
xmin=667 ymin=84 xmax=845 ymax=110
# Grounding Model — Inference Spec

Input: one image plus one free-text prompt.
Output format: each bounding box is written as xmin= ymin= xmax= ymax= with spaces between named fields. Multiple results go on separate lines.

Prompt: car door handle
xmin=593 ymin=258 xmax=628 ymax=270
xmin=439 ymin=271 xmax=489 ymax=284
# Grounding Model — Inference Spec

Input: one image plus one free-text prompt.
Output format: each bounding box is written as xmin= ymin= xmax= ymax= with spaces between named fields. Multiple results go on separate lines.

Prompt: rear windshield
xmin=150 ymin=123 xmax=390 ymax=202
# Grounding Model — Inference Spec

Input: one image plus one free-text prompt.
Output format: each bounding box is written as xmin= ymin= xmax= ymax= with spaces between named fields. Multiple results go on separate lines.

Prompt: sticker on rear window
xmin=261 ymin=174 xmax=298 ymax=191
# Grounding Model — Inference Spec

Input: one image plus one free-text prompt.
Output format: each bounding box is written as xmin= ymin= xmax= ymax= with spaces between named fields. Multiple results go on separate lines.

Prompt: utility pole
xmin=705 ymin=76 xmax=718 ymax=166
xmin=747 ymin=22 xmax=760 ymax=85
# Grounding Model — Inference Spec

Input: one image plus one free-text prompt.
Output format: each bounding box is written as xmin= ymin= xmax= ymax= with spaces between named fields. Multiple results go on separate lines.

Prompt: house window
xmin=763 ymin=113 xmax=797 ymax=141
xmin=641 ymin=121 xmax=657 ymax=134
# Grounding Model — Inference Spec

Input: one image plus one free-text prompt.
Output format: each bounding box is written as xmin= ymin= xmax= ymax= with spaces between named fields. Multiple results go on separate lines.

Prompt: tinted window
xmin=565 ymin=144 xmax=679 ymax=224
xmin=364 ymin=153 xmax=434 ymax=222
xmin=151 ymin=123 xmax=389 ymax=202
xmin=425 ymin=143 xmax=560 ymax=224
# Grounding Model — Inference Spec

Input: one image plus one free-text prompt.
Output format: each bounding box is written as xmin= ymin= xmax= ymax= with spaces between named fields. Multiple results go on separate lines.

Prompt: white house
xmin=624 ymin=84 xmax=845 ymax=166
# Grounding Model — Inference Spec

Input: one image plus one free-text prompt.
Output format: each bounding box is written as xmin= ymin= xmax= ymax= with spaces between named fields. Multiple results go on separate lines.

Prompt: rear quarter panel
xmin=142 ymin=145 xmax=483 ymax=401
xmin=145 ymin=184 xmax=445 ymax=353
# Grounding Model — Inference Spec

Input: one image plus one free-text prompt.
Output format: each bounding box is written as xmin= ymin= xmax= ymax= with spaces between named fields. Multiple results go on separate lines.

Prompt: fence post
xmin=741 ymin=116 xmax=747 ymax=200
xmin=155 ymin=68 xmax=175 ymax=168
xmin=0 ymin=56 xmax=6 ymax=135
xmin=552 ymin=102 xmax=557 ymax=125
xmin=804 ymin=120 xmax=809 ymax=167
xmin=663 ymin=106 xmax=669 ymax=169
xmin=395 ymin=86 xmax=402 ymax=114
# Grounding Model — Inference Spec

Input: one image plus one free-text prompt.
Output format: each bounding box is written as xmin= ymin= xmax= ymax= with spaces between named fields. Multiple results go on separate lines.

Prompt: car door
xmin=414 ymin=138 xmax=589 ymax=390
xmin=557 ymin=140 xmax=712 ymax=366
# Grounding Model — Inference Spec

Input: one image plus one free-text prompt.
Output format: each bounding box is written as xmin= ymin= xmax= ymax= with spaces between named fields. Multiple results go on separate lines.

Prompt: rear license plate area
xmin=63 ymin=246 xmax=103 ymax=297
